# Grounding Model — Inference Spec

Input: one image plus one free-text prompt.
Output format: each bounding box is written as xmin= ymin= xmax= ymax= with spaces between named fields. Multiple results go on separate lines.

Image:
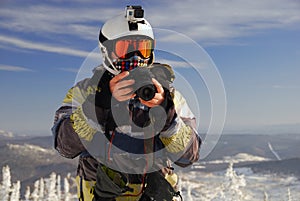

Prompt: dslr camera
xmin=124 ymin=67 xmax=156 ymax=101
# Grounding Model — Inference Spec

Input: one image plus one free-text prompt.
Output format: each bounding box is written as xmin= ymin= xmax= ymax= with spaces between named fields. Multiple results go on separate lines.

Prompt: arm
xmin=52 ymin=85 xmax=88 ymax=159
xmin=159 ymin=90 xmax=201 ymax=167
xmin=139 ymin=63 xmax=201 ymax=167
xmin=52 ymin=68 xmax=113 ymax=158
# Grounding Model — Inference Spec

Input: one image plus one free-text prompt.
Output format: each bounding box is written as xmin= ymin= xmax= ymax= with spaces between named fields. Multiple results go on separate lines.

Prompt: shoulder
xmin=173 ymin=90 xmax=195 ymax=119
xmin=63 ymin=65 xmax=108 ymax=106
xmin=149 ymin=62 xmax=175 ymax=83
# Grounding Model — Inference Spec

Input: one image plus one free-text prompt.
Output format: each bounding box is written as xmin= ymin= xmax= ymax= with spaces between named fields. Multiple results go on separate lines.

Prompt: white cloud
xmin=0 ymin=0 xmax=299 ymax=55
xmin=147 ymin=0 xmax=300 ymax=43
xmin=1 ymin=1 xmax=299 ymax=44
xmin=0 ymin=35 xmax=98 ymax=58
xmin=0 ymin=4 xmax=119 ymax=40
xmin=0 ymin=64 xmax=33 ymax=72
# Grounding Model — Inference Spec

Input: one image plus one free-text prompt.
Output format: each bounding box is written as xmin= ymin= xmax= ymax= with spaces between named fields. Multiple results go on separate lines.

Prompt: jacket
xmin=52 ymin=64 xmax=201 ymax=200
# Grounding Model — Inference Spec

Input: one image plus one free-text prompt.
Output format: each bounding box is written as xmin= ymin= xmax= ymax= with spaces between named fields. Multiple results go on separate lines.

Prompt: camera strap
xmin=143 ymin=125 xmax=157 ymax=182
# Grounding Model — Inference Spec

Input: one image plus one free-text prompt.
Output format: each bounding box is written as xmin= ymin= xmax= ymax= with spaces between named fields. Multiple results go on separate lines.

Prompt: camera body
xmin=125 ymin=67 xmax=156 ymax=101
xmin=126 ymin=6 xmax=144 ymax=22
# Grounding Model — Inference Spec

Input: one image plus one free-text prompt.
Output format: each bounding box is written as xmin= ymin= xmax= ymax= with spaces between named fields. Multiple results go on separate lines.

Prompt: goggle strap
xmin=103 ymin=62 xmax=120 ymax=75
xmin=99 ymin=43 xmax=121 ymax=75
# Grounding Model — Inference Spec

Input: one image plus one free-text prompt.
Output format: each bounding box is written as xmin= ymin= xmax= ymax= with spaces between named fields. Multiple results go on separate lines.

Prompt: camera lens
xmin=122 ymin=67 xmax=156 ymax=101
xmin=134 ymin=9 xmax=144 ymax=18
xmin=137 ymin=84 xmax=156 ymax=101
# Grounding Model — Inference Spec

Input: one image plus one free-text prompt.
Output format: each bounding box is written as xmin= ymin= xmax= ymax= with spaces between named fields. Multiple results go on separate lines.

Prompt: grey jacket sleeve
xmin=52 ymin=106 xmax=86 ymax=159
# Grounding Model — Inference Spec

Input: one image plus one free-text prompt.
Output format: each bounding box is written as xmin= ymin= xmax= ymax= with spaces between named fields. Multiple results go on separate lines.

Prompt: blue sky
xmin=0 ymin=0 xmax=299 ymax=136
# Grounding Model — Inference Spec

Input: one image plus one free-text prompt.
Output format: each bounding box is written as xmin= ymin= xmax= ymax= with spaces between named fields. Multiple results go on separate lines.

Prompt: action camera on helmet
xmin=124 ymin=67 xmax=156 ymax=101
xmin=126 ymin=6 xmax=144 ymax=22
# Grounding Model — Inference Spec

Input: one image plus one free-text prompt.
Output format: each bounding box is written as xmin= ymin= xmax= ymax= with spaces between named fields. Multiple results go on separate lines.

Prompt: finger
xmin=116 ymin=79 xmax=135 ymax=89
xmin=121 ymin=93 xmax=136 ymax=101
xmin=117 ymin=71 xmax=130 ymax=80
xmin=139 ymin=99 xmax=155 ymax=107
xmin=114 ymin=90 xmax=135 ymax=102
xmin=139 ymin=96 xmax=162 ymax=107
xmin=110 ymin=72 xmax=134 ymax=93
xmin=152 ymin=78 xmax=164 ymax=94
xmin=118 ymin=94 xmax=134 ymax=102
xmin=116 ymin=96 xmax=131 ymax=102
xmin=111 ymin=71 xmax=130 ymax=83
xmin=116 ymin=87 xmax=134 ymax=96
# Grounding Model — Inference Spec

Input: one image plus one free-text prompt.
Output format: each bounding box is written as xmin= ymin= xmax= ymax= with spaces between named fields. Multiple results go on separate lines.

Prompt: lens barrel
xmin=124 ymin=68 xmax=156 ymax=101
xmin=136 ymin=84 xmax=156 ymax=101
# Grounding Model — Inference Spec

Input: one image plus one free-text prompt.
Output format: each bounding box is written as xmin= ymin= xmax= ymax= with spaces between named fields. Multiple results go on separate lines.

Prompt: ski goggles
xmin=111 ymin=36 xmax=155 ymax=59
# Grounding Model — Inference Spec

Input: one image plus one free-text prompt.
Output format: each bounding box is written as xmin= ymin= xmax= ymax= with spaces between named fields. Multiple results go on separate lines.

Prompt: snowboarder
xmin=52 ymin=5 xmax=201 ymax=201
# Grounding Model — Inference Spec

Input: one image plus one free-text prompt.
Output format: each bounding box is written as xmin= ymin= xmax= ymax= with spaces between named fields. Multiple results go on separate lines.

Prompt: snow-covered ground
xmin=2 ymin=163 xmax=300 ymax=201
xmin=200 ymin=153 xmax=271 ymax=165
xmin=7 ymin=143 xmax=56 ymax=155
xmin=180 ymin=153 xmax=300 ymax=200
xmin=0 ymin=130 xmax=14 ymax=138
xmin=179 ymin=164 xmax=300 ymax=201
xmin=1 ymin=150 xmax=300 ymax=201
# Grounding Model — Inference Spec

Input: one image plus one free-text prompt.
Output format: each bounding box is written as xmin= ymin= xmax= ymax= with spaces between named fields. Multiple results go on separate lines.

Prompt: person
xmin=52 ymin=5 xmax=201 ymax=201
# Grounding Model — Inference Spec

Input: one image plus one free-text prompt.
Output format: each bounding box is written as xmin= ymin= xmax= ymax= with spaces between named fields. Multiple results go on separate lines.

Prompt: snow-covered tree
xmin=45 ymin=172 xmax=58 ymax=201
xmin=31 ymin=180 xmax=40 ymax=201
xmin=24 ymin=186 xmax=31 ymax=201
xmin=0 ymin=165 xmax=77 ymax=201
xmin=1 ymin=165 xmax=11 ymax=201
xmin=57 ymin=175 xmax=61 ymax=200
xmin=64 ymin=177 xmax=71 ymax=201
xmin=213 ymin=162 xmax=247 ymax=201
xmin=0 ymin=165 xmax=21 ymax=201
xmin=10 ymin=180 xmax=21 ymax=201
xmin=263 ymin=191 xmax=269 ymax=201
xmin=287 ymin=188 xmax=292 ymax=201
xmin=39 ymin=178 xmax=44 ymax=200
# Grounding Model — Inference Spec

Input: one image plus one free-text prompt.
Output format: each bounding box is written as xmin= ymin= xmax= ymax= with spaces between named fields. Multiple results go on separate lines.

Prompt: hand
xmin=139 ymin=78 xmax=165 ymax=107
xmin=110 ymin=71 xmax=136 ymax=102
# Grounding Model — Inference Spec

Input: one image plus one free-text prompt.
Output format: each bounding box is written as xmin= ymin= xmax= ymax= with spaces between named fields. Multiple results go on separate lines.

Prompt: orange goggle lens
xmin=114 ymin=39 xmax=154 ymax=59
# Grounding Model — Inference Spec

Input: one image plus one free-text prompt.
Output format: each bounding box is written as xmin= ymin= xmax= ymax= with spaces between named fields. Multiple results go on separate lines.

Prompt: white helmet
xmin=99 ymin=6 xmax=155 ymax=75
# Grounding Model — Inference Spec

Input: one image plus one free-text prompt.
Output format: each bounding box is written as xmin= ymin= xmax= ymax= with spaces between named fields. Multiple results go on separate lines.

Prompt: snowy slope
xmin=1 ymin=134 xmax=299 ymax=200
xmin=0 ymin=130 xmax=14 ymax=138
xmin=179 ymin=163 xmax=300 ymax=201
xmin=7 ymin=143 xmax=56 ymax=155
xmin=201 ymin=153 xmax=271 ymax=165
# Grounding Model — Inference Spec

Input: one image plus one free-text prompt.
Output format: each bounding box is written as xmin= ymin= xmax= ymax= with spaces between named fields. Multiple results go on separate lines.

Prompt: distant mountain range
xmin=0 ymin=133 xmax=299 ymax=194
xmin=244 ymin=157 xmax=300 ymax=177
xmin=0 ymin=135 xmax=77 ymax=195
xmin=180 ymin=134 xmax=300 ymax=177
xmin=200 ymin=133 xmax=300 ymax=161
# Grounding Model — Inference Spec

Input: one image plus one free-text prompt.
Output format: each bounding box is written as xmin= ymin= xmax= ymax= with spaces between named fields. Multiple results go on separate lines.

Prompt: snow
xmin=234 ymin=167 xmax=254 ymax=176
xmin=0 ymin=130 xmax=14 ymax=138
xmin=268 ymin=142 xmax=281 ymax=160
xmin=0 ymin=166 xmax=77 ymax=201
xmin=7 ymin=143 xmax=55 ymax=155
xmin=1 ymin=154 xmax=300 ymax=200
xmin=201 ymin=153 xmax=271 ymax=165
xmin=178 ymin=163 xmax=300 ymax=201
